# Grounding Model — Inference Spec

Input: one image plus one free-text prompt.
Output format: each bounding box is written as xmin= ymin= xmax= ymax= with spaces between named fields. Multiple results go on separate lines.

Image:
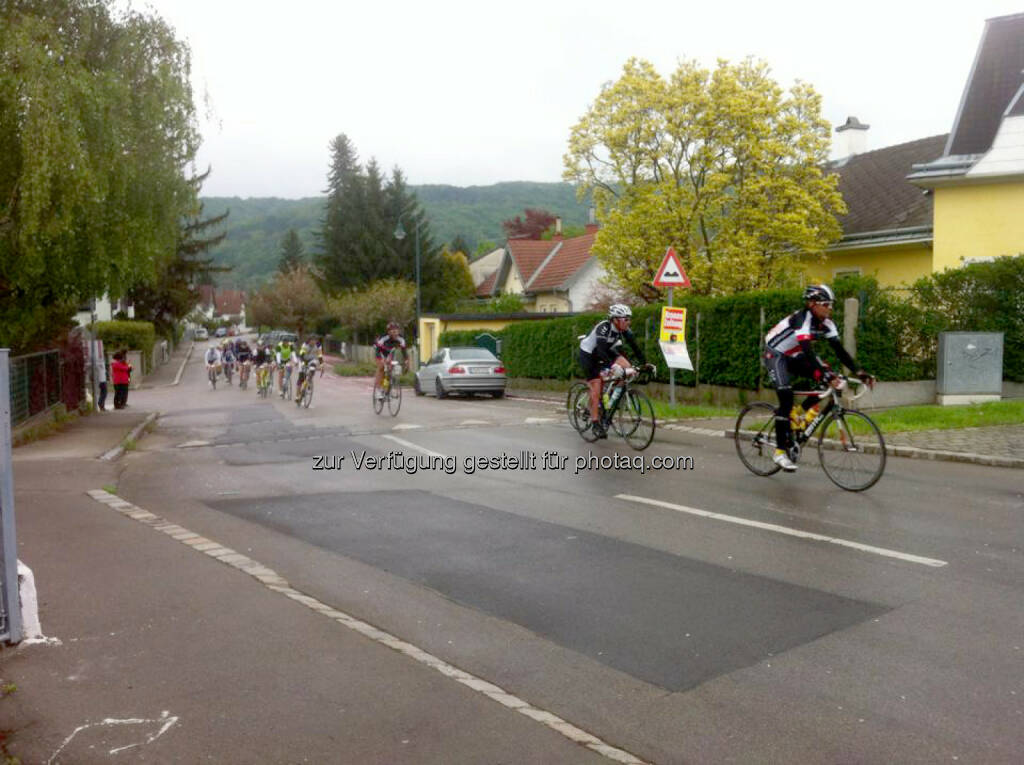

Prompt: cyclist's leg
xmin=764 ymin=351 xmax=795 ymax=450
xmin=579 ymin=350 xmax=605 ymax=433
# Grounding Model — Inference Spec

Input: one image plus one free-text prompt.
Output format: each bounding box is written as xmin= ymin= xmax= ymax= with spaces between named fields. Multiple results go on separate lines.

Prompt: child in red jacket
xmin=111 ymin=350 xmax=133 ymax=409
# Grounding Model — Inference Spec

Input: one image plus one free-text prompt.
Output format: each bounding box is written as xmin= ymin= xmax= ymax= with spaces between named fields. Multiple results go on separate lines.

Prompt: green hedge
xmin=436 ymin=260 xmax=1024 ymax=387
xmin=94 ymin=320 xmax=157 ymax=373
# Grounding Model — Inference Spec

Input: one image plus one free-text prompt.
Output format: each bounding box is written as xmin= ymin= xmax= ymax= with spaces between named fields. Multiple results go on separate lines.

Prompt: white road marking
xmin=48 ymin=710 xmax=178 ymax=763
xmin=392 ymin=423 xmax=423 ymax=431
xmin=85 ymin=489 xmax=648 ymax=765
xmin=177 ymin=440 xmax=211 ymax=448
xmin=616 ymin=494 xmax=948 ymax=568
xmin=460 ymin=419 xmax=491 ymax=425
xmin=381 ymin=434 xmax=446 ymax=458
xmin=525 ymin=417 xmax=556 ymax=424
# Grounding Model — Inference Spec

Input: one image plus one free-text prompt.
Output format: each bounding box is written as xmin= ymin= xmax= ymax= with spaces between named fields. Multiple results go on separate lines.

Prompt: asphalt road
xmin=114 ymin=350 xmax=1024 ymax=763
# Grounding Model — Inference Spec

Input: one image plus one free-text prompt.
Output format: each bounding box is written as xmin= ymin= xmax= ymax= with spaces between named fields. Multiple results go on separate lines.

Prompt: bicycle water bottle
xmin=609 ymin=385 xmax=623 ymax=408
xmin=602 ymin=391 xmax=611 ymax=409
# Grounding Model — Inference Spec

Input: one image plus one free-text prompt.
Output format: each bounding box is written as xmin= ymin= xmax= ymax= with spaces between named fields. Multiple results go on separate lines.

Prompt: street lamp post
xmin=393 ymin=216 xmax=422 ymax=358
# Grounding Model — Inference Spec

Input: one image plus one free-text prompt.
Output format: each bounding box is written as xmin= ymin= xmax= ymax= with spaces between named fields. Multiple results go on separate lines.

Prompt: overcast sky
xmin=130 ymin=0 xmax=1024 ymax=199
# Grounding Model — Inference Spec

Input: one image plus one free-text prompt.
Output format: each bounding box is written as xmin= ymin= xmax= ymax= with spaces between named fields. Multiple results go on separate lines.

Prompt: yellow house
xmin=807 ymin=13 xmax=1024 ymax=286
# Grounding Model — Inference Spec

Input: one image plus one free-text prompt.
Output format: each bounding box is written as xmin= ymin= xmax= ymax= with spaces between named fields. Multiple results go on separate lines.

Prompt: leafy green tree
xmin=278 ymin=228 xmax=305 ymax=273
xmin=129 ymin=172 xmax=230 ymax=336
xmin=564 ymin=57 xmax=845 ymax=298
xmin=0 ymin=0 xmax=201 ymax=350
xmin=433 ymin=250 xmax=476 ymax=312
xmin=251 ymin=266 xmax=327 ymax=337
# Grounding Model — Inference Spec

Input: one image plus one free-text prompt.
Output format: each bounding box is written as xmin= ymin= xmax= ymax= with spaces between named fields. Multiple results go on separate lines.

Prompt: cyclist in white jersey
xmin=763 ymin=284 xmax=875 ymax=471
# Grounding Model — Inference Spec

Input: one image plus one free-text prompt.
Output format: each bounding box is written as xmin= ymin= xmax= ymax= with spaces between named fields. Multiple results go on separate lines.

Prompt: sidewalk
xmin=509 ymin=387 xmax=1024 ymax=468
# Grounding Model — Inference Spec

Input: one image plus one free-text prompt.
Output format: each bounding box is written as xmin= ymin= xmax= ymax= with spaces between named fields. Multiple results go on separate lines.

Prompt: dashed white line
xmin=85 ymin=489 xmax=648 ymax=765
xmin=616 ymin=494 xmax=948 ymax=567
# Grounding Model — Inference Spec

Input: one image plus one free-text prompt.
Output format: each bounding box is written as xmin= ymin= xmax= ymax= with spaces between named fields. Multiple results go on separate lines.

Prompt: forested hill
xmin=201 ymin=181 xmax=591 ymax=289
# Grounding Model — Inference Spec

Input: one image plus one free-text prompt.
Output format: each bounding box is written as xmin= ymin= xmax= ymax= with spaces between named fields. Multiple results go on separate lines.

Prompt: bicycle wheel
xmin=566 ymin=382 xmax=589 ymax=431
xmin=615 ymin=389 xmax=656 ymax=450
xmin=303 ymin=379 xmax=314 ymax=408
xmin=387 ymin=374 xmax=402 ymax=416
xmin=568 ymin=384 xmax=599 ymax=442
xmin=372 ymin=381 xmax=385 ymax=414
xmin=734 ymin=402 xmax=782 ymax=476
xmin=817 ymin=410 xmax=886 ymax=491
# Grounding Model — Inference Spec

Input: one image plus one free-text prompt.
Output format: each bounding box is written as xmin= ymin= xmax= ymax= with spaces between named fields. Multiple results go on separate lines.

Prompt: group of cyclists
xmin=204 ymin=335 xmax=324 ymax=400
xmin=578 ymin=285 xmax=875 ymax=472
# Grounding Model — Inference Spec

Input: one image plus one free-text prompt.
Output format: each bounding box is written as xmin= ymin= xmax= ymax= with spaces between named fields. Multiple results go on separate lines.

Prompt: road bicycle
xmin=238 ymin=360 xmax=251 ymax=390
xmin=207 ymin=363 xmax=219 ymax=389
xmin=734 ymin=376 xmax=886 ymax=491
xmin=223 ymin=359 xmax=234 ymax=386
xmin=279 ymin=361 xmax=293 ymax=401
xmin=256 ymin=364 xmax=271 ymax=399
xmin=295 ymin=361 xmax=316 ymax=408
xmin=373 ymin=351 xmax=403 ymax=416
xmin=567 ymin=366 xmax=656 ymax=450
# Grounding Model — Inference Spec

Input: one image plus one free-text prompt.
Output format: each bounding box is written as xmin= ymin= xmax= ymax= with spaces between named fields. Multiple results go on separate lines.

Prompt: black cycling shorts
xmin=579 ymin=350 xmax=606 ymax=381
xmin=763 ymin=349 xmax=819 ymax=391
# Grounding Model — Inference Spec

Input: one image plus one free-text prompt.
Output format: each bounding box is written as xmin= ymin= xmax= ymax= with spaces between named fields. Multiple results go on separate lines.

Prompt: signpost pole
xmin=668 ymin=287 xmax=675 ymax=405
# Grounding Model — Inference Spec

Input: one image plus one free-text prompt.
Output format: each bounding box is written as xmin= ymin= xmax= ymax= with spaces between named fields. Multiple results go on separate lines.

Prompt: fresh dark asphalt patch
xmin=209 ymin=490 xmax=887 ymax=691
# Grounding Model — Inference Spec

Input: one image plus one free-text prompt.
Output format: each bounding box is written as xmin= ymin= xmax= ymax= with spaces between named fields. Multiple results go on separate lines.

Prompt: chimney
xmin=834 ymin=116 xmax=870 ymax=159
xmin=553 ymin=216 xmax=563 ymax=241
xmin=585 ymin=206 xmax=598 ymax=234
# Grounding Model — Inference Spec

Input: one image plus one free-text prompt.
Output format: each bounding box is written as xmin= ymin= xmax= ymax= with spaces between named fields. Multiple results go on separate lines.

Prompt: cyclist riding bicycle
xmin=221 ymin=343 xmax=236 ymax=384
xmin=578 ymin=304 xmax=654 ymax=439
xmin=764 ymin=284 xmax=876 ymax=472
xmin=373 ymin=322 xmax=408 ymax=401
xmin=236 ymin=340 xmax=253 ymax=387
xmin=295 ymin=336 xmax=324 ymax=397
xmin=275 ymin=339 xmax=295 ymax=396
xmin=252 ymin=342 xmax=271 ymax=390
xmin=204 ymin=344 xmax=221 ymax=386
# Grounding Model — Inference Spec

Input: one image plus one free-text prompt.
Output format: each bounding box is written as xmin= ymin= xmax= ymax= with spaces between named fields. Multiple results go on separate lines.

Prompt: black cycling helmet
xmin=803 ymin=284 xmax=835 ymax=304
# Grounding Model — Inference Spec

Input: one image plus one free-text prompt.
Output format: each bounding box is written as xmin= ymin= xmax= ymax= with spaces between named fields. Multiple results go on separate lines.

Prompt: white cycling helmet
xmin=608 ymin=304 xmax=632 ymax=319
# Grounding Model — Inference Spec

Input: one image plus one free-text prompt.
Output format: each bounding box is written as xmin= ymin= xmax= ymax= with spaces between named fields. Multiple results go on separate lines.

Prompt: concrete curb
xmin=168 ymin=341 xmax=194 ymax=387
xmin=657 ymin=422 xmax=1024 ymax=469
xmin=99 ymin=412 xmax=159 ymax=462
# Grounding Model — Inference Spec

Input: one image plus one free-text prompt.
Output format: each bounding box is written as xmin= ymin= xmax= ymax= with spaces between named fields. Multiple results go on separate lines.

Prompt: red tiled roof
xmin=527 ymin=232 xmax=597 ymax=292
xmin=198 ymin=284 xmax=216 ymax=308
xmin=214 ymin=289 xmax=246 ymax=316
xmin=476 ymin=270 xmax=498 ymax=297
xmin=506 ymin=239 xmax=555 ymax=284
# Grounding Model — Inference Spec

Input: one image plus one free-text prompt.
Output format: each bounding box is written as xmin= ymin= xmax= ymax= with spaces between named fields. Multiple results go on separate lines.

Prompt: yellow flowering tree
xmin=564 ymin=57 xmax=846 ymax=298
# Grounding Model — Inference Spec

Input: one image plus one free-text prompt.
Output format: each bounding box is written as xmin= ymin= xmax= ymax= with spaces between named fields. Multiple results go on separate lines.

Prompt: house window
xmin=832 ymin=268 xmax=861 ymax=279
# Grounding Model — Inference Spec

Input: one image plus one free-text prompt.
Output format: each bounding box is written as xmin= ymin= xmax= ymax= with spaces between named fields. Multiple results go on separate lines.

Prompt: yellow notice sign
xmin=658 ymin=306 xmax=693 ymax=370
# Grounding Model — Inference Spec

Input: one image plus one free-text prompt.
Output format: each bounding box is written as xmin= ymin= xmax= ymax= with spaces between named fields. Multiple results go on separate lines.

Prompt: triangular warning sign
xmin=653 ymin=247 xmax=691 ymax=288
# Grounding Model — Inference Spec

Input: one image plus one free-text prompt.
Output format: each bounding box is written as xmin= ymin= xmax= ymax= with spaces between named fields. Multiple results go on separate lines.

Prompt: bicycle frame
xmin=791 ymin=380 xmax=867 ymax=444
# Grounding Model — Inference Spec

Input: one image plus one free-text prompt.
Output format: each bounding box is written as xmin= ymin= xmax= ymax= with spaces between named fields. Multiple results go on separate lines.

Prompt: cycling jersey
xmin=253 ymin=348 xmax=270 ymax=366
xmin=236 ymin=347 xmax=252 ymax=363
xmin=579 ymin=320 xmax=645 ymax=367
xmin=276 ymin=343 xmax=293 ymax=363
xmin=374 ymin=334 xmax=406 ymax=358
xmin=204 ymin=348 xmax=220 ymax=365
xmin=764 ymin=308 xmax=856 ymax=379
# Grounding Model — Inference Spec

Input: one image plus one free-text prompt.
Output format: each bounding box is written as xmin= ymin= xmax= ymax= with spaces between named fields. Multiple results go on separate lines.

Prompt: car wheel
xmin=435 ymin=376 xmax=447 ymax=399
xmin=491 ymin=390 xmax=505 ymax=399
xmin=414 ymin=376 xmax=425 ymax=396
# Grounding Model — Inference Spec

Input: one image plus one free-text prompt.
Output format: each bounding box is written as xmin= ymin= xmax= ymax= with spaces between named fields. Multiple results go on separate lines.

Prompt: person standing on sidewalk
xmin=90 ymin=337 xmax=108 ymax=411
xmin=111 ymin=350 xmax=133 ymax=409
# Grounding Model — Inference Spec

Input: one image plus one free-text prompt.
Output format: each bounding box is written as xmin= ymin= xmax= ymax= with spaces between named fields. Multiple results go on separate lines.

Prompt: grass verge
xmin=868 ymin=399 xmax=1024 ymax=433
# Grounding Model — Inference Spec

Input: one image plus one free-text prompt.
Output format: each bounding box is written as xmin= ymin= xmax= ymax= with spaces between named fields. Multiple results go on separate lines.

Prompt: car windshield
xmin=450 ymin=348 xmax=497 ymax=361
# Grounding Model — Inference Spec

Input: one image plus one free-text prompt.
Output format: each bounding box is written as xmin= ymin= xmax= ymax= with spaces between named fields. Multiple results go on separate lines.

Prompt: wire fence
xmin=8 ymin=333 xmax=87 ymax=428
